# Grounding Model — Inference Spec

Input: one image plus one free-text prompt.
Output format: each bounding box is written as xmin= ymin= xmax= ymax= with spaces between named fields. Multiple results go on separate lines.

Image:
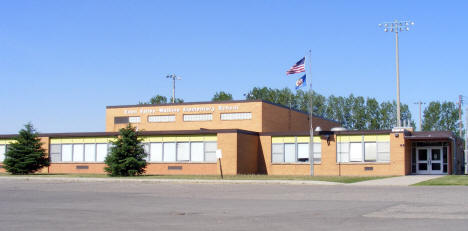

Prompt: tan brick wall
xmin=259 ymin=133 xmax=408 ymax=176
xmin=106 ymin=101 xmax=340 ymax=133
xmin=145 ymin=163 xmax=218 ymax=175
xmin=48 ymin=163 xmax=107 ymax=174
xmin=237 ymin=133 xmax=259 ymax=174
xmin=217 ymin=132 xmax=238 ymax=175
xmin=106 ymin=102 xmax=263 ymax=132
xmin=315 ymin=136 xmax=340 ymax=176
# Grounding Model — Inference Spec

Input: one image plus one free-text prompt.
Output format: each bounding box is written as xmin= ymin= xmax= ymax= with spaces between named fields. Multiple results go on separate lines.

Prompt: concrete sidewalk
xmin=0 ymin=175 xmax=444 ymax=186
xmin=349 ymin=175 xmax=443 ymax=186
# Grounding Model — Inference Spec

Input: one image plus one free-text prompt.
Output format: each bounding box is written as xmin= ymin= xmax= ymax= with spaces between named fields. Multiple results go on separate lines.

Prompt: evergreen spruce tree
xmin=4 ymin=123 xmax=49 ymax=174
xmin=104 ymin=124 xmax=147 ymax=176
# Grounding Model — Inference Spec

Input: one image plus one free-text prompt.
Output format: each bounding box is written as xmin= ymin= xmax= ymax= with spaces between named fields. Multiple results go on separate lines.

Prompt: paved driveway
xmin=0 ymin=179 xmax=467 ymax=231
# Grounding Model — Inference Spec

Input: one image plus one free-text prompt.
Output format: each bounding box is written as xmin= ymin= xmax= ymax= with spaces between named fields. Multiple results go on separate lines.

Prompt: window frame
xmin=220 ymin=112 xmax=252 ymax=121
xmin=337 ymin=140 xmax=391 ymax=163
xmin=50 ymin=142 xmax=111 ymax=163
xmin=144 ymin=141 xmax=217 ymax=163
xmin=271 ymin=137 xmax=322 ymax=164
xmin=183 ymin=114 xmax=213 ymax=122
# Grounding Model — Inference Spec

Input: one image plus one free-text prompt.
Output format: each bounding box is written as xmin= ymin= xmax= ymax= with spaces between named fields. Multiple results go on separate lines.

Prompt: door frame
xmin=415 ymin=146 xmax=445 ymax=175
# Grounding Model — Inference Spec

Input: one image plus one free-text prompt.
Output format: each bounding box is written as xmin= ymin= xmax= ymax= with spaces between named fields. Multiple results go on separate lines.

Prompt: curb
xmin=0 ymin=176 xmax=344 ymax=186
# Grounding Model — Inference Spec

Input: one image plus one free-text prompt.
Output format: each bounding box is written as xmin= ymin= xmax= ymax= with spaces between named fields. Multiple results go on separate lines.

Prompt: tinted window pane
xmin=114 ymin=116 xmax=129 ymax=124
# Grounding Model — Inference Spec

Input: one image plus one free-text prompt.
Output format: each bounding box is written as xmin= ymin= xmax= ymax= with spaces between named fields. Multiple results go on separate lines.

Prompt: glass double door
xmin=416 ymin=147 xmax=443 ymax=174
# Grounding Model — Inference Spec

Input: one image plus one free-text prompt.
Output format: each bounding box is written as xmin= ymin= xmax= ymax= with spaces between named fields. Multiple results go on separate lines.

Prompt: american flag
xmin=286 ymin=57 xmax=305 ymax=75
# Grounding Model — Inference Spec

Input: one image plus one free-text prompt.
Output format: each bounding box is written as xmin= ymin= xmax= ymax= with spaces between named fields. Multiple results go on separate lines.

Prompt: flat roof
xmin=405 ymin=131 xmax=455 ymax=140
xmin=0 ymin=129 xmax=258 ymax=139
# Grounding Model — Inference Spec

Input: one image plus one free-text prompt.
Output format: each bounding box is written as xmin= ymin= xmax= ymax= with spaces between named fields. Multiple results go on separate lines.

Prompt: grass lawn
xmin=414 ymin=175 xmax=468 ymax=186
xmin=0 ymin=173 xmax=389 ymax=184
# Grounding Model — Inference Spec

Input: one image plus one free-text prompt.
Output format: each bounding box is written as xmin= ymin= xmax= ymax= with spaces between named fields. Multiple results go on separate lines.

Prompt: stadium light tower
xmin=379 ymin=20 xmax=414 ymax=127
xmin=166 ymin=74 xmax=182 ymax=103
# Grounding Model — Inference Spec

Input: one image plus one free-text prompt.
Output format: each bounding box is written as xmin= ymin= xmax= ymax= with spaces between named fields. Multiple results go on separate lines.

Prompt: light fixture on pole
xmin=379 ymin=20 xmax=414 ymax=127
xmin=414 ymin=101 xmax=426 ymax=131
xmin=166 ymin=74 xmax=182 ymax=103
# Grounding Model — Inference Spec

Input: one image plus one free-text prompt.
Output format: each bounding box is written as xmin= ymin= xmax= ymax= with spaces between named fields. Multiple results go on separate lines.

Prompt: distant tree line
xmin=243 ymin=87 xmax=414 ymax=130
xmin=140 ymin=87 xmax=462 ymax=134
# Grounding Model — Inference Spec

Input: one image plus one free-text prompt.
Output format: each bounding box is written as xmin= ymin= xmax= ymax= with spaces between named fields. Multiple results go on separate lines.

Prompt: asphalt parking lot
xmin=1 ymin=179 xmax=468 ymax=231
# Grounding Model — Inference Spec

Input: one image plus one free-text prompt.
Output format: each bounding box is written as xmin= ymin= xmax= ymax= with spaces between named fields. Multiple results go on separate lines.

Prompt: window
xmin=144 ymin=141 xmax=217 ymax=163
xmin=297 ymin=143 xmax=309 ymax=162
xmin=114 ymin=116 xmax=129 ymax=124
xmin=377 ymin=142 xmax=390 ymax=162
xmin=337 ymin=142 xmax=349 ymax=162
xmin=150 ymin=143 xmax=163 ymax=162
xmin=190 ymin=142 xmax=204 ymax=162
xmin=284 ymin=144 xmax=296 ymax=162
xmin=349 ymin=143 xmax=363 ymax=162
xmin=0 ymin=145 xmax=6 ymax=162
xmin=220 ymin=112 xmax=252 ymax=121
xmin=183 ymin=114 xmax=212 ymax=121
xmin=176 ymin=142 xmax=190 ymax=161
xmin=364 ymin=142 xmax=377 ymax=162
xmin=84 ymin=144 xmax=96 ymax=162
xmin=271 ymin=137 xmax=322 ymax=163
xmin=313 ymin=143 xmax=322 ymax=162
xmin=129 ymin=116 xmax=141 ymax=123
xmin=204 ymin=142 xmax=217 ymax=162
xmin=272 ymin=143 xmax=284 ymax=163
xmin=50 ymin=144 xmax=61 ymax=163
xmin=143 ymin=143 xmax=150 ymax=161
xmin=96 ymin=144 xmax=108 ymax=162
xmin=337 ymin=141 xmax=390 ymax=163
xmin=50 ymin=143 xmax=109 ymax=163
xmin=61 ymin=144 xmax=73 ymax=162
xmin=148 ymin=115 xmax=175 ymax=123
xmin=163 ymin=143 xmax=176 ymax=162
xmin=72 ymin=144 xmax=84 ymax=162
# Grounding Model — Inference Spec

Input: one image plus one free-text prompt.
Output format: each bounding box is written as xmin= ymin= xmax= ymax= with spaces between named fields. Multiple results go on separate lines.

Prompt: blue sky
xmin=1 ymin=0 xmax=467 ymax=133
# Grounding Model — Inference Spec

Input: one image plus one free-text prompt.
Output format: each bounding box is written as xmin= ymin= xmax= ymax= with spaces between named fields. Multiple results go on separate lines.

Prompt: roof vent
xmin=331 ymin=127 xmax=347 ymax=132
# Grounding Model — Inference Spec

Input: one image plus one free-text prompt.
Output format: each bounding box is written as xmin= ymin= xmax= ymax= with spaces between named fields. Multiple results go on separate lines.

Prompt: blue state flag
xmin=295 ymin=74 xmax=306 ymax=89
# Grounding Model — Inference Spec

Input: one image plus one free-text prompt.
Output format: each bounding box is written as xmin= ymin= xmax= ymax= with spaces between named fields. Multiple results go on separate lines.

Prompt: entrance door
xmin=429 ymin=148 xmax=443 ymax=174
xmin=416 ymin=147 xmax=444 ymax=174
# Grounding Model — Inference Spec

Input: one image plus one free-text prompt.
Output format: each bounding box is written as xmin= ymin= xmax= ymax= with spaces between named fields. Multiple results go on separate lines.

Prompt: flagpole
xmin=307 ymin=50 xmax=314 ymax=176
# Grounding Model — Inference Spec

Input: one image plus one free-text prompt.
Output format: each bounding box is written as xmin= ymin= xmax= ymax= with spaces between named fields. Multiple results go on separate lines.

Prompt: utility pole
xmin=307 ymin=50 xmax=314 ymax=176
xmin=414 ymin=101 xmax=426 ymax=131
xmin=166 ymin=74 xmax=181 ymax=103
xmin=465 ymin=106 xmax=468 ymax=174
xmin=379 ymin=20 xmax=414 ymax=127
xmin=458 ymin=95 xmax=463 ymax=137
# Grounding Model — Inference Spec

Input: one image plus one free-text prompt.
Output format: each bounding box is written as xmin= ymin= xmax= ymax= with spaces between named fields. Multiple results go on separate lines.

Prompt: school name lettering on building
xmin=124 ymin=105 xmax=240 ymax=115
